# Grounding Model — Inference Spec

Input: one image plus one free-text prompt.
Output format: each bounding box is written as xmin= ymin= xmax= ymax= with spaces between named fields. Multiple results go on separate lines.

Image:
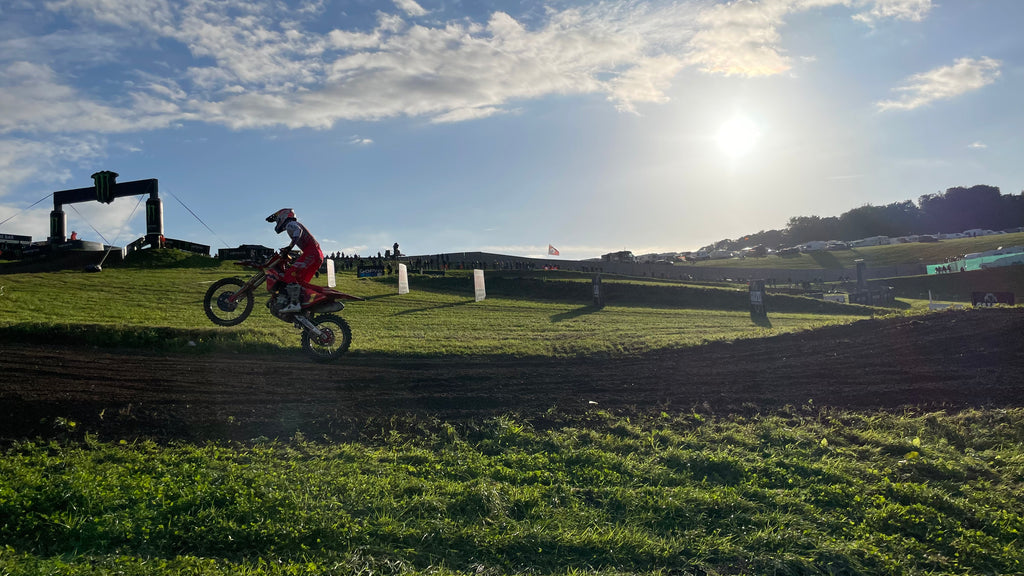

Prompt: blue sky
xmin=1 ymin=0 xmax=1020 ymax=260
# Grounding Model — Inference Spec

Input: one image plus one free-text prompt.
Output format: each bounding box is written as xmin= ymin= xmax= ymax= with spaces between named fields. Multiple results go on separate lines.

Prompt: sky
xmin=0 ymin=0 xmax=1021 ymax=260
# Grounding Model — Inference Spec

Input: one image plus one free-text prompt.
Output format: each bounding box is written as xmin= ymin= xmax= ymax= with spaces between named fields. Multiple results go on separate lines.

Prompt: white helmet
xmin=266 ymin=208 xmax=295 ymax=234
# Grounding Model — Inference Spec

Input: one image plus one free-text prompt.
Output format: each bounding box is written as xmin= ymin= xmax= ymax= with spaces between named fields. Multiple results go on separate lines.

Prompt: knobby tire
xmin=301 ymin=314 xmax=352 ymax=362
xmin=203 ymin=277 xmax=255 ymax=326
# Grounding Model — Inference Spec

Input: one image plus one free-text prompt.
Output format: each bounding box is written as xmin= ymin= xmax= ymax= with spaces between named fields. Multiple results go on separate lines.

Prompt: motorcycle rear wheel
xmin=203 ymin=277 xmax=255 ymax=326
xmin=301 ymin=314 xmax=352 ymax=362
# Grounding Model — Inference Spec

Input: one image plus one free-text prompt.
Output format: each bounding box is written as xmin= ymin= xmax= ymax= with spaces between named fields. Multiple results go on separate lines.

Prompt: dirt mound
xmin=2 ymin=309 xmax=1021 ymax=443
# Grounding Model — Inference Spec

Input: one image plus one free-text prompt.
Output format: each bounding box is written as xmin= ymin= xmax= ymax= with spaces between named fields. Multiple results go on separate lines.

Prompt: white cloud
xmin=686 ymin=0 xmax=793 ymax=76
xmin=853 ymin=0 xmax=933 ymax=25
xmin=192 ymin=6 xmax=670 ymax=128
xmin=327 ymin=28 xmax=382 ymax=51
xmin=63 ymin=197 xmax=151 ymax=244
xmin=609 ymin=55 xmax=686 ymax=113
xmin=0 ymin=136 xmax=106 ymax=197
xmin=3 ymin=0 xmax=942 ymax=136
xmin=0 ymin=203 xmax=50 ymax=238
xmin=685 ymin=0 xmax=935 ymax=77
xmin=430 ymin=107 xmax=506 ymax=124
xmin=0 ymin=135 xmax=118 ymax=239
xmin=348 ymin=135 xmax=373 ymax=146
xmin=876 ymin=57 xmax=1002 ymax=111
xmin=393 ymin=0 xmax=427 ymax=18
xmin=44 ymin=0 xmax=177 ymax=31
xmin=0 ymin=27 xmax=125 ymax=66
xmin=0 ymin=62 xmax=185 ymax=134
xmin=968 ymin=141 xmax=987 ymax=150
xmin=176 ymin=1 xmax=326 ymax=90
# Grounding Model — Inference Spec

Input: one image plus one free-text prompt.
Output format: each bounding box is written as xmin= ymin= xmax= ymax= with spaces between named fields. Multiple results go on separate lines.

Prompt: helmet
xmin=266 ymin=208 xmax=295 ymax=234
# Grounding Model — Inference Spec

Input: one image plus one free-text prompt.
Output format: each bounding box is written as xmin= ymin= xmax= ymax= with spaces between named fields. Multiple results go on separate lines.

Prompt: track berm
xmin=2 ymin=308 xmax=1021 ymax=443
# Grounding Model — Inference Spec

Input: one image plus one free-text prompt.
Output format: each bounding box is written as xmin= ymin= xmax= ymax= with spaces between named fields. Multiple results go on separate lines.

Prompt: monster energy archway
xmin=49 ymin=171 xmax=163 ymax=247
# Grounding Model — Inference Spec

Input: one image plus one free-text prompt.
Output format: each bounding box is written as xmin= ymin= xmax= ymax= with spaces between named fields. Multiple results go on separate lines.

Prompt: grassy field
xmin=683 ymin=232 xmax=1024 ymax=270
xmin=1 ymin=410 xmax=1022 ymax=575
xmin=0 ymin=250 xmax=874 ymax=357
xmin=1 ymin=250 xmax=1022 ymax=575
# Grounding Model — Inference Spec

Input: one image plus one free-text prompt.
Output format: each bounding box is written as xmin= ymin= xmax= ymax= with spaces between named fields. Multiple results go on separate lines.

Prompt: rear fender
xmin=302 ymin=283 xmax=364 ymax=301
xmin=309 ymin=301 xmax=345 ymax=313
xmin=316 ymin=286 xmax=364 ymax=301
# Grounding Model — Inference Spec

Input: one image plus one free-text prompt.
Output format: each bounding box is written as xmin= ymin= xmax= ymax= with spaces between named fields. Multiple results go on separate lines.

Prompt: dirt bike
xmin=203 ymin=251 xmax=362 ymax=362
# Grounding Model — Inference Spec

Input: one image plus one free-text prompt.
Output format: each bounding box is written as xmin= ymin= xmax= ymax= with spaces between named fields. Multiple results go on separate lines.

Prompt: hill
xmin=696 ymin=184 xmax=1024 ymax=251
xmin=682 ymin=231 xmax=1024 ymax=270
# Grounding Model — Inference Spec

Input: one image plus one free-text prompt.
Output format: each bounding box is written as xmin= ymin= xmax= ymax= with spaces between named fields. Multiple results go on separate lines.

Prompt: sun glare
xmin=716 ymin=115 xmax=761 ymax=158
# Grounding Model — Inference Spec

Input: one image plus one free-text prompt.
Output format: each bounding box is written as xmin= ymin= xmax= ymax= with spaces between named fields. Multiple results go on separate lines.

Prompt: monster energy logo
xmin=91 ymin=171 xmax=119 ymax=204
xmin=146 ymin=201 xmax=160 ymax=233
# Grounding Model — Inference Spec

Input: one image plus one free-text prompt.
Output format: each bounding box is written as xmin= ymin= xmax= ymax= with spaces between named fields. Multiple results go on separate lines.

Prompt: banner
xmin=0 ymin=233 xmax=31 ymax=243
xmin=548 ymin=244 xmax=559 ymax=256
xmin=749 ymin=279 xmax=767 ymax=317
xmin=398 ymin=263 xmax=409 ymax=294
xmin=474 ymin=269 xmax=486 ymax=302
xmin=972 ymin=292 xmax=1015 ymax=307
xmin=357 ymin=266 xmax=385 ymax=278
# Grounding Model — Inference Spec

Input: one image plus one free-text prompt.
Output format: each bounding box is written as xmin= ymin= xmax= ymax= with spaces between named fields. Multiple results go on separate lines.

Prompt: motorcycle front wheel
xmin=301 ymin=314 xmax=352 ymax=362
xmin=203 ymin=277 xmax=255 ymax=326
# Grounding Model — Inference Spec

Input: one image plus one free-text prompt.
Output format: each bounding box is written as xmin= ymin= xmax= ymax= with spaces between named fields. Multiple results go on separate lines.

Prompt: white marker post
xmin=398 ymin=263 xmax=409 ymax=295
xmin=326 ymin=258 xmax=336 ymax=288
xmin=474 ymin=269 xmax=486 ymax=302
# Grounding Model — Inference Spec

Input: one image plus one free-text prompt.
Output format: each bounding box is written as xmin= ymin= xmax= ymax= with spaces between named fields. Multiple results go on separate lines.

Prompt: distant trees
xmin=916 ymin=185 xmax=1020 ymax=233
xmin=762 ymin=185 xmax=1023 ymax=247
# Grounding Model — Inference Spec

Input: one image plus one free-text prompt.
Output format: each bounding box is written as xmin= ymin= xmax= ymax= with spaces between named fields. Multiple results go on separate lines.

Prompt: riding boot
xmin=280 ymin=283 xmax=302 ymax=313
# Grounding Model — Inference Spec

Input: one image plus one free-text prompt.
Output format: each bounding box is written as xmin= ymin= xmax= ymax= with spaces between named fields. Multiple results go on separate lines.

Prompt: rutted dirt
xmin=2 ymin=309 xmax=1022 ymax=443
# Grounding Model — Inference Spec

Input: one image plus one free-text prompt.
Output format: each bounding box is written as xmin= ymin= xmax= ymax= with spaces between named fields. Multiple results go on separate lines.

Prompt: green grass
xmin=684 ymin=232 xmax=1024 ymax=270
xmin=1 ymin=409 xmax=1022 ymax=575
xmin=2 ymin=249 xmax=1021 ymax=575
xmin=0 ymin=251 xmax=875 ymax=357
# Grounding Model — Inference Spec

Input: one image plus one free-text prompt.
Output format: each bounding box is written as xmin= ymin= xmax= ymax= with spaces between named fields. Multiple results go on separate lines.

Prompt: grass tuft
xmin=1 ymin=409 xmax=1022 ymax=575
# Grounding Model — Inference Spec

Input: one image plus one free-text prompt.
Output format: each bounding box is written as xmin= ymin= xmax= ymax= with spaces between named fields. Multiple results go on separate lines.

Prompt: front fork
xmin=229 ymin=271 xmax=266 ymax=304
xmin=293 ymin=314 xmax=325 ymax=340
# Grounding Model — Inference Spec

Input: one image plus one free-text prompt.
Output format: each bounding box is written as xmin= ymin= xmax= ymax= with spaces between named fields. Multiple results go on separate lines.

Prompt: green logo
xmin=146 ymin=200 xmax=161 ymax=234
xmin=91 ymin=171 xmax=119 ymax=204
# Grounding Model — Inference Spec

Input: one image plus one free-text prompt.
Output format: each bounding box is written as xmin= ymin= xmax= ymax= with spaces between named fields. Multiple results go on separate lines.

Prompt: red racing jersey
xmin=284 ymin=220 xmax=323 ymax=257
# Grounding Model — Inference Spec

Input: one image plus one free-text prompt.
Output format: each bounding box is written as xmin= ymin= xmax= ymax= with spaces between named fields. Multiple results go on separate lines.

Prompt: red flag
xmin=548 ymin=244 xmax=559 ymax=256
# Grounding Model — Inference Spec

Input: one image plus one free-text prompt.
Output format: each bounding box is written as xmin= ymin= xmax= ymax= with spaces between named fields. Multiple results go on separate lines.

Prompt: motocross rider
xmin=266 ymin=208 xmax=324 ymax=313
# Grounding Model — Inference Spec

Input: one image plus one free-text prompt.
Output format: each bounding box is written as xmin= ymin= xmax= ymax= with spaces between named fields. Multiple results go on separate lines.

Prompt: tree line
xmin=717 ymin=185 xmax=1024 ymax=251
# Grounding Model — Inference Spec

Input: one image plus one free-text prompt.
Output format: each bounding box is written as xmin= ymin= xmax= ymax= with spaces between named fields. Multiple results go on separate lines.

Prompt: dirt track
xmin=2 ymin=309 xmax=1022 ymax=443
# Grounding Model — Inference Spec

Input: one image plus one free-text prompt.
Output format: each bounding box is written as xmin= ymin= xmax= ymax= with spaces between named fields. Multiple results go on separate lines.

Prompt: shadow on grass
xmin=358 ymin=293 xmax=403 ymax=301
xmin=750 ymin=313 xmax=773 ymax=328
xmin=809 ymin=251 xmax=845 ymax=269
xmin=0 ymin=322 xmax=273 ymax=353
xmin=550 ymin=305 xmax=604 ymax=323
xmin=392 ymin=299 xmax=476 ymax=316
xmin=889 ymin=299 xmax=914 ymax=310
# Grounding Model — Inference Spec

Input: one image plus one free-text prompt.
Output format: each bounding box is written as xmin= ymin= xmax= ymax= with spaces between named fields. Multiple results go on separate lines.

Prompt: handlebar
xmin=235 ymin=251 xmax=290 ymax=269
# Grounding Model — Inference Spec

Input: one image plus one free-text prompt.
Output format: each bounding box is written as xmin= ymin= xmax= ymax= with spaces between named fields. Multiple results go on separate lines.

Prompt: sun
xmin=716 ymin=115 xmax=761 ymax=158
